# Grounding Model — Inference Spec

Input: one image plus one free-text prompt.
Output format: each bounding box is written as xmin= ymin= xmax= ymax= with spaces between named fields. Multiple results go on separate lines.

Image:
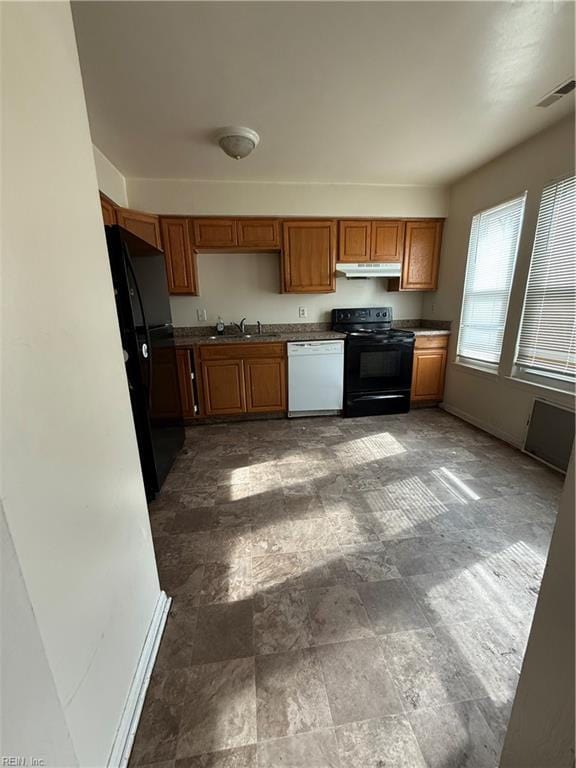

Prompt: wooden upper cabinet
xmin=338 ymin=220 xmax=371 ymax=262
xmin=282 ymin=220 xmax=336 ymax=293
xmin=160 ymin=217 xmax=198 ymax=295
xmin=237 ymin=219 xmax=280 ymax=249
xmin=115 ymin=207 xmax=161 ymax=249
xmin=371 ymin=221 xmax=405 ymax=262
xmin=193 ymin=218 xmax=237 ymax=248
xmin=401 ymin=220 xmax=443 ymax=290
xmin=100 ymin=193 xmax=117 ymax=226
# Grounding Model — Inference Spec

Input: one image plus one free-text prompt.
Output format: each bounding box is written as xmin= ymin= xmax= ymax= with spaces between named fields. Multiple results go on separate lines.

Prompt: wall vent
xmin=536 ymin=79 xmax=576 ymax=108
xmin=524 ymin=398 xmax=574 ymax=472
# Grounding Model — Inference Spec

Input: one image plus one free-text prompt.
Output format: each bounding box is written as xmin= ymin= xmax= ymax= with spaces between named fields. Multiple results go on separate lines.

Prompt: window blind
xmin=515 ymin=176 xmax=576 ymax=382
xmin=458 ymin=194 xmax=526 ymax=364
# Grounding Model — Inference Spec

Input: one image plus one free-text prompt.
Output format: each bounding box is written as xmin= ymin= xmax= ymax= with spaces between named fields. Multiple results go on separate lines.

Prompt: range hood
xmin=336 ymin=262 xmax=402 ymax=278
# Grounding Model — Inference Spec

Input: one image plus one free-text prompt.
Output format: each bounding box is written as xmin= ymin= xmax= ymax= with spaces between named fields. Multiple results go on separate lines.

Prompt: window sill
xmin=507 ymin=371 xmax=575 ymax=398
xmin=451 ymin=359 xmax=499 ymax=379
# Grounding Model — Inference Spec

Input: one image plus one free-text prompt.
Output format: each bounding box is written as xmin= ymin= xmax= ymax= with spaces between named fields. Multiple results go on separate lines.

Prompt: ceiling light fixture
xmin=216 ymin=126 xmax=260 ymax=159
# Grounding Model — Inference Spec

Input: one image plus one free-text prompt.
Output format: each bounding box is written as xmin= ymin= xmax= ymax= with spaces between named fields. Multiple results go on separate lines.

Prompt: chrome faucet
xmin=257 ymin=321 xmax=263 ymax=336
xmin=234 ymin=317 xmax=247 ymax=334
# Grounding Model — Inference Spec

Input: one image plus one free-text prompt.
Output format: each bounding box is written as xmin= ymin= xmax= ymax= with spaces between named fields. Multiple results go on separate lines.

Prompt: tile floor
xmin=130 ymin=409 xmax=563 ymax=768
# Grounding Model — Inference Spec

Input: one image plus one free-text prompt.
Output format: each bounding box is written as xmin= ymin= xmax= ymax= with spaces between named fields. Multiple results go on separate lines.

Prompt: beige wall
xmin=499 ymin=451 xmax=575 ymax=768
xmin=423 ymin=116 xmax=575 ymax=446
xmin=2 ymin=4 xmax=160 ymax=766
xmin=127 ymin=177 xmax=448 ymax=218
xmin=171 ymin=252 xmax=424 ymax=327
xmin=93 ymin=144 xmax=128 ymax=206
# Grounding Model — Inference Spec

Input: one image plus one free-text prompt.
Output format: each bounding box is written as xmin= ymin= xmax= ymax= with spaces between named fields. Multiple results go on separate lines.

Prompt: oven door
xmin=346 ymin=336 xmax=414 ymax=394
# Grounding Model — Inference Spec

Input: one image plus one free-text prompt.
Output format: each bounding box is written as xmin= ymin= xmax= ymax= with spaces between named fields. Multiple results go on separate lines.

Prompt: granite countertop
xmin=411 ymin=328 xmax=451 ymax=336
xmin=173 ymin=320 xmax=450 ymax=347
xmin=174 ymin=330 xmax=346 ymax=347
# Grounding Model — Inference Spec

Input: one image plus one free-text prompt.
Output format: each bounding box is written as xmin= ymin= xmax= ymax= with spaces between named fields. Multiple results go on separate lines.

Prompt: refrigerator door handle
xmin=123 ymin=244 xmax=152 ymax=406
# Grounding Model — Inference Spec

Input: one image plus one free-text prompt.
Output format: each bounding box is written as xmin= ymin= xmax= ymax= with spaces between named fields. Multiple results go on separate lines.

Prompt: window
xmin=457 ymin=194 xmax=526 ymax=365
xmin=515 ymin=176 xmax=576 ymax=383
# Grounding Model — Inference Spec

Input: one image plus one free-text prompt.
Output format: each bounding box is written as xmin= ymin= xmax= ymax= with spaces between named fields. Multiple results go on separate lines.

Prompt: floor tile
xmin=252 ymin=553 xmax=304 ymax=594
xmin=130 ymin=668 xmax=191 ymax=765
xmin=253 ymin=590 xmax=314 ymax=655
xmin=200 ymin=560 xmax=253 ymax=605
xmin=305 ymin=585 xmax=373 ymax=645
xmin=298 ymin=549 xmax=350 ymax=589
xmin=192 ymin=601 xmax=253 ymax=664
xmin=357 ymin=579 xmax=430 ymax=635
xmin=343 ymin=548 xmax=401 ymax=582
xmin=207 ymin=526 xmax=253 ymax=562
xmin=154 ymin=532 xmax=211 ymax=568
xmin=256 ymin=729 xmax=341 ymax=768
xmin=160 ymin=565 xmax=205 ymax=603
xmin=409 ymin=700 xmax=501 ymax=768
xmin=317 ymin=638 xmax=402 ymax=725
xmin=171 ymin=509 xmax=218 ymax=534
xmin=255 ymin=648 xmax=332 ymax=739
xmin=177 ymin=658 xmax=256 ymax=758
xmin=290 ymin=518 xmax=339 ymax=550
xmin=335 ymin=716 xmax=426 ymax=768
xmin=251 ymin=520 xmax=295 ymax=555
xmin=382 ymin=628 xmax=477 ymax=711
xmin=176 ymin=745 xmax=256 ymax=767
xmin=154 ymin=598 xmax=199 ymax=673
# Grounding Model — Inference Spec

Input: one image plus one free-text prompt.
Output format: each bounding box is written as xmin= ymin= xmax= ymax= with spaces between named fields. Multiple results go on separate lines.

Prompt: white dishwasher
xmin=287 ymin=340 xmax=345 ymax=417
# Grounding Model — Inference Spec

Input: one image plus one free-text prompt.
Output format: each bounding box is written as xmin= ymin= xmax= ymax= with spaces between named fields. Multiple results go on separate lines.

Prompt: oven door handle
xmin=355 ymin=394 xmax=406 ymax=401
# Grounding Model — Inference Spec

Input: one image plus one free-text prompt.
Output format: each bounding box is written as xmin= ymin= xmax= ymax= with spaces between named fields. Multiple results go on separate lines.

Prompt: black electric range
xmin=332 ymin=307 xmax=415 ymax=417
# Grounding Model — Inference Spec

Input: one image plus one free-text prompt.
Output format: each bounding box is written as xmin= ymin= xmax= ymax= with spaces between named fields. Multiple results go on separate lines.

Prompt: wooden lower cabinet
xmin=202 ymin=359 xmax=246 ymax=415
xmin=411 ymin=335 xmax=449 ymax=404
xmin=176 ymin=349 xmax=196 ymax=418
xmin=245 ymin=358 xmax=286 ymax=412
xmin=198 ymin=343 xmax=287 ymax=416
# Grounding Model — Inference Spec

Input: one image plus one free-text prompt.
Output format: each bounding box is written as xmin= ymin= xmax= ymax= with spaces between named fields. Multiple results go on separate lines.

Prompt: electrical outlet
xmin=196 ymin=308 xmax=207 ymax=322
xmin=298 ymin=306 xmax=308 ymax=318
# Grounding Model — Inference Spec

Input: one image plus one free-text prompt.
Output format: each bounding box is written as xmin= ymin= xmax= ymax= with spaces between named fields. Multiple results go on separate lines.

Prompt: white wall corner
xmin=93 ymin=145 xmax=128 ymax=207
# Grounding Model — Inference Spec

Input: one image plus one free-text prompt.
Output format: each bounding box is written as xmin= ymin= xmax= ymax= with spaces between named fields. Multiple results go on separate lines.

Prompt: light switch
xmin=197 ymin=308 xmax=207 ymax=321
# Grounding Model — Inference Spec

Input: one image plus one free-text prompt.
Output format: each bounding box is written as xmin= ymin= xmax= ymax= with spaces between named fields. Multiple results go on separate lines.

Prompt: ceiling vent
xmin=536 ymin=79 xmax=575 ymax=108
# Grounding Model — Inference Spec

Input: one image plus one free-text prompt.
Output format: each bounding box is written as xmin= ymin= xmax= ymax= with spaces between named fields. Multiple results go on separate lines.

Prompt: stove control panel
xmin=332 ymin=307 xmax=392 ymax=324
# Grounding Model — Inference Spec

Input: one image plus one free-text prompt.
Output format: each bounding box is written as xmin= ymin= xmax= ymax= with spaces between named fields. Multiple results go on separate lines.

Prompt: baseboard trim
xmin=108 ymin=591 xmax=172 ymax=768
xmin=441 ymin=403 xmax=523 ymax=449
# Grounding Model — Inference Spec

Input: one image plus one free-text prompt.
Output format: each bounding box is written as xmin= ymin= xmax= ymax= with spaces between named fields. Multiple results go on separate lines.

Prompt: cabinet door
xmin=245 ymin=358 xmax=286 ymax=413
xmin=201 ymin=359 xmax=246 ymax=415
xmin=176 ymin=349 xmax=196 ymax=418
xmin=338 ymin=220 xmax=371 ymax=262
xmin=160 ymin=217 xmax=198 ymax=295
xmin=193 ymin=218 xmax=238 ymax=248
xmin=100 ymin=194 xmax=117 ymax=226
xmin=282 ymin=220 xmax=336 ymax=293
xmin=237 ymin=219 xmax=280 ymax=249
xmin=401 ymin=220 xmax=443 ymax=290
xmin=411 ymin=349 xmax=447 ymax=402
xmin=371 ymin=221 xmax=405 ymax=262
xmin=116 ymin=208 xmax=161 ymax=248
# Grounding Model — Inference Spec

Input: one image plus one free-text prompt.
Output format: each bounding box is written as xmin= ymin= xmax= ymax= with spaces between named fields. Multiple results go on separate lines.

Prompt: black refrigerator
xmin=106 ymin=225 xmax=184 ymax=500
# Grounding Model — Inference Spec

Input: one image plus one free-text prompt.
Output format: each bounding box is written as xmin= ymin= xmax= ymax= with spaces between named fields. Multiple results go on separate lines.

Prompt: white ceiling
xmin=72 ymin=1 xmax=575 ymax=186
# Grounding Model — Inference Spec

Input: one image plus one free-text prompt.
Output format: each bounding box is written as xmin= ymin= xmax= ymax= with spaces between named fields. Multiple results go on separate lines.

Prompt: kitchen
xmin=104 ymin=205 xmax=452 ymax=497
xmin=4 ymin=3 xmax=574 ymax=768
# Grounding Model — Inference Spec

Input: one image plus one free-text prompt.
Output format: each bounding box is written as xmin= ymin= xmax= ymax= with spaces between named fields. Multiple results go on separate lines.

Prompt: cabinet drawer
xmin=199 ymin=342 xmax=285 ymax=361
xmin=414 ymin=334 xmax=449 ymax=350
